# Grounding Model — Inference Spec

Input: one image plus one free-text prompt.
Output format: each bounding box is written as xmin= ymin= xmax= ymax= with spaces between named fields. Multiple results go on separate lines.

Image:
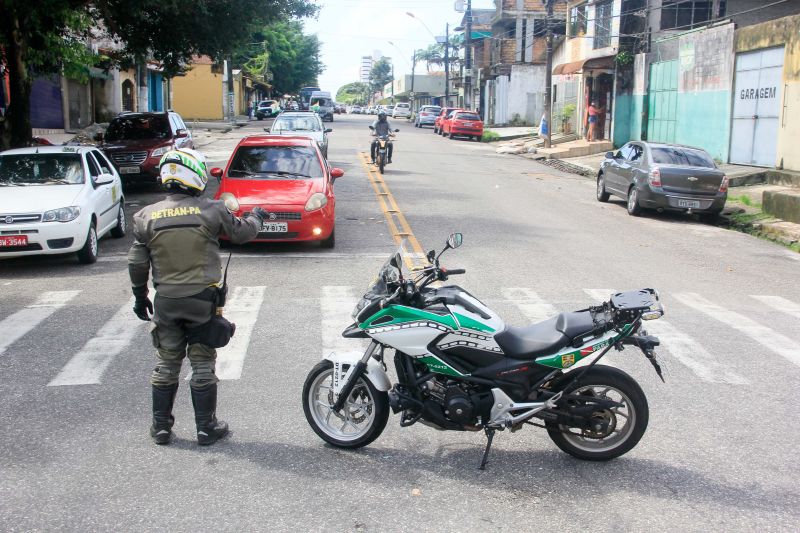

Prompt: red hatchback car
xmin=211 ymin=135 xmax=344 ymax=248
xmin=442 ymin=110 xmax=484 ymax=141
xmin=433 ymin=107 xmax=462 ymax=135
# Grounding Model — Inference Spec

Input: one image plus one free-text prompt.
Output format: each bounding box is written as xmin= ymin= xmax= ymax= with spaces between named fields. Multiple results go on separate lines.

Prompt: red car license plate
xmin=0 ymin=235 xmax=28 ymax=247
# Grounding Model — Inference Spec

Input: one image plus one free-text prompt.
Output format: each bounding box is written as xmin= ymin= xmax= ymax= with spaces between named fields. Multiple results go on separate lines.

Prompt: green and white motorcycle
xmin=302 ymin=234 xmax=666 ymax=468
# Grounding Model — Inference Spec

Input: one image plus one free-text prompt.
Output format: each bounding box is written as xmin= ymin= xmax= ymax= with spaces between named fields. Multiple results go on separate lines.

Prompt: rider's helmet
xmin=158 ymin=148 xmax=208 ymax=195
xmin=377 ymin=111 xmax=387 ymax=121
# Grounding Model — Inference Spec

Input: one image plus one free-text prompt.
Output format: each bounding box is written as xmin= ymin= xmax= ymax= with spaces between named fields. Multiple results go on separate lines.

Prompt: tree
xmin=369 ymin=57 xmax=392 ymax=94
xmin=0 ymin=0 xmax=318 ymax=149
xmin=335 ymin=82 xmax=369 ymax=105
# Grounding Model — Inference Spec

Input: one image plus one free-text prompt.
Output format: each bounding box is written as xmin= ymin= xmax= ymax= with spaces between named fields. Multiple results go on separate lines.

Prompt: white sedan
xmin=0 ymin=145 xmax=126 ymax=263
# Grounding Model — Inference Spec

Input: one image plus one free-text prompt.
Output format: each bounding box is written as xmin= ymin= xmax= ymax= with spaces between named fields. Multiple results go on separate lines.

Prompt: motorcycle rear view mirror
xmin=447 ymin=233 xmax=463 ymax=249
xmin=369 ymin=125 xmax=375 ymax=130
xmin=394 ymin=129 xmax=400 ymax=132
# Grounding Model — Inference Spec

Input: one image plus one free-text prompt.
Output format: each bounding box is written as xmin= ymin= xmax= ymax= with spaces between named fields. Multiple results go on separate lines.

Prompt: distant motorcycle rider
xmin=370 ymin=111 xmax=394 ymax=164
xmin=127 ymin=148 xmax=267 ymax=446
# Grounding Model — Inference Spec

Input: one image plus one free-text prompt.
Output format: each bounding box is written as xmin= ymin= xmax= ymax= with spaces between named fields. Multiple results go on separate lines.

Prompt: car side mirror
xmin=324 ymin=128 xmax=332 ymax=133
xmin=210 ymin=167 xmax=223 ymax=182
xmin=176 ymin=129 xmax=189 ymax=138
xmin=606 ymin=151 xmax=616 ymax=159
xmin=94 ymin=173 xmax=114 ymax=185
xmin=330 ymin=168 xmax=344 ymax=179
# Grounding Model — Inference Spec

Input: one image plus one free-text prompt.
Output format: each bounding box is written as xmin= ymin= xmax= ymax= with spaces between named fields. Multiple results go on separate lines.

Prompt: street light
xmin=407 ymin=12 xmax=450 ymax=106
xmin=388 ymin=41 xmax=418 ymax=111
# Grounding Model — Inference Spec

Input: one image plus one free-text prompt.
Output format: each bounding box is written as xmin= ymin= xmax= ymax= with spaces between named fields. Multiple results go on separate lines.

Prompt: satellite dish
xmin=454 ymin=0 xmax=465 ymax=12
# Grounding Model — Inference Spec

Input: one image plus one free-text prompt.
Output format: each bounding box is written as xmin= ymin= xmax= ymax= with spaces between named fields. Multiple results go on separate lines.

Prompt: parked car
xmin=210 ymin=136 xmax=344 ymax=248
xmin=385 ymin=105 xmax=395 ymax=116
xmin=442 ymin=110 xmax=484 ymax=141
xmin=269 ymin=112 xmax=331 ymax=158
xmin=100 ymin=111 xmax=193 ymax=183
xmin=392 ymin=102 xmax=411 ymax=119
xmin=255 ymin=100 xmax=280 ymax=120
xmin=597 ymin=141 xmax=728 ymax=220
xmin=0 ymin=146 xmax=126 ymax=263
xmin=433 ymin=107 xmax=462 ymax=135
xmin=414 ymin=105 xmax=441 ymax=128
xmin=351 ymin=105 xmax=363 ymax=114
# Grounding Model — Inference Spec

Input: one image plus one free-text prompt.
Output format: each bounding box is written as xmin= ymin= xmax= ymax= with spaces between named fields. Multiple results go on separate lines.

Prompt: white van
xmin=392 ymin=102 xmax=411 ymax=119
xmin=310 ymin=91 xmax=334 ymax=122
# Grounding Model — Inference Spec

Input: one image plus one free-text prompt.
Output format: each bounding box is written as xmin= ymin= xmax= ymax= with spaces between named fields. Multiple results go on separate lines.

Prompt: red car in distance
xmin=211 ymin=135 xmax=344 ymax=248
xmin=433 ymin=107 xmax=462 ymax=135
xmin=442 ymin=110 xmax=484 ymax=141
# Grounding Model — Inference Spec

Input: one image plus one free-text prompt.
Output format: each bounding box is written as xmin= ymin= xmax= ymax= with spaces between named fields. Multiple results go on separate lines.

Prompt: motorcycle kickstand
xmin=479 ymin=427 xmax=496 ymax=471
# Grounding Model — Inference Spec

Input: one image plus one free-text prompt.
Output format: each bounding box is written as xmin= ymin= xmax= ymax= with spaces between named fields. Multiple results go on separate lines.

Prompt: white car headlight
xmin=42 ymin=206 xmax=81 ymax=223
xmin=305 ymin=193 xmax=328 ymax=212
xmin=150 ymin=146 xmax=170 ymax=158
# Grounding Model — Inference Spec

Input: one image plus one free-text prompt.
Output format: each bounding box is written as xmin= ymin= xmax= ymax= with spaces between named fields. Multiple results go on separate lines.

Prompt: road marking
xmin=583 ymin=289 xmax=748 ymax=384
xmin=502 ymin=288 xmax=558 ymax=323
xmin=674 ymin=292 xmax=800 ymax=369
xmin=358 ymin=152 xmax=426 ymax=269
xmin=322 ymin=286 xmax=364 ymax=359
xmin=751 ymin=295 xmax=800 ymax=320
xmin=48 ymin=297 xmax=145 ymax=386
xmin=0 ymin=291 xmax=80 ymax=355
xmin=215 ymin=286 xmax=266 ymax=380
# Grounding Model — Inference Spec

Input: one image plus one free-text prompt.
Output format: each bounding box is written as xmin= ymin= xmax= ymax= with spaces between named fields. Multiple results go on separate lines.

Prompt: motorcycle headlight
xmin=305 ymin=193 xmax=328 ymax=212
xmin=42 ymin=206 xmax=81 ymax=223
xmin=150 ymin=146 xmax=170 ymax=158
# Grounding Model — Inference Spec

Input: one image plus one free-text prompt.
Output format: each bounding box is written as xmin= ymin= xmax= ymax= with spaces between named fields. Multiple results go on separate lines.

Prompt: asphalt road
xmin=1 ymin=114 xmax=798 ymax=531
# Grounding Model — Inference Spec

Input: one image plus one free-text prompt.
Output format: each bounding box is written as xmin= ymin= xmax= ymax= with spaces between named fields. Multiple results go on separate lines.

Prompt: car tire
xmin=77 ymin=221 xmax=98 ymax=264
xmin=110 ymin=202 xmax=126 ymax=238
xmin=320 ymin=227 xmax=335 ymax=249
xmin=596 ymin=173 xmax=610 ymax=202
xmin=626 ymin=186 xmax=642 ymax=216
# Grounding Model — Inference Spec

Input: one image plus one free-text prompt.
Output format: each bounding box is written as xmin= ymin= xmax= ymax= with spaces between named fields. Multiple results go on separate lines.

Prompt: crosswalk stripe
xmin=583 ymin=289 xmax=748 ymax=384
xmin=48 ymin=297 xmax=145 ymax=386
xmin=675 ymin=292 xmax=800 ymax=369
xmin=0 ymin=291 xmax=81 ymax=355
xmin=501 ymin=288 xmax=558 ymax=322
xmin=215 ymin=286 xmax=267 ymax=380
xmin=751 ymin=295 xmax=800 ymax=321
xmin=322 ymin=286 xmax=363 ymax=358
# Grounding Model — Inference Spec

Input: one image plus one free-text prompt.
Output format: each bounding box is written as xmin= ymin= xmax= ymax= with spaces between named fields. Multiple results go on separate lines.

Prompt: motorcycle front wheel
xmin=302 ymin=360 xmax=389 ymax=448
xmin=546 ymin=365 xmax=649 ymax=461
xmin=378 ymin=154 xmax=385 ymax=173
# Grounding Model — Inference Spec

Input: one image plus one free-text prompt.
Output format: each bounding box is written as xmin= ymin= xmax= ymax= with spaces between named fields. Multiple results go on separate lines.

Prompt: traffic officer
xmin=127 ymin=148 xmax=267 ymax=445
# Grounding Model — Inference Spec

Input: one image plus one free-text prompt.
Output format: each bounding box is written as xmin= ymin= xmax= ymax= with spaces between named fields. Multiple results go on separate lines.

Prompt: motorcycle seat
xmin=494 ymin=311 xmax=597 ymax=359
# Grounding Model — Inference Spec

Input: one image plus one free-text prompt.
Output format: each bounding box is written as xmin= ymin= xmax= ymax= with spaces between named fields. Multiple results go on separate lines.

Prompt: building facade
xmin=360 ymin=56 xmax=373 ymax=84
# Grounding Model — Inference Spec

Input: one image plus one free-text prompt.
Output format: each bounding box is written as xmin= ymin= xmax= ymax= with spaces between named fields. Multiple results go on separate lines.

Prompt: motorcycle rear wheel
xmin=302 ymin=360 xmax=389 ymax=449
xmin=546 ymin=365 xmax=648 ymax=461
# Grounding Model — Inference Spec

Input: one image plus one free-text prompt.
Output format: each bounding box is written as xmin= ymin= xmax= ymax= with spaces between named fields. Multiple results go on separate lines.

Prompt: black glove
xmin=249 ymin=206 xmax=268 ymax=224
xmin=132 ymin=285 xmax=153 ymax=321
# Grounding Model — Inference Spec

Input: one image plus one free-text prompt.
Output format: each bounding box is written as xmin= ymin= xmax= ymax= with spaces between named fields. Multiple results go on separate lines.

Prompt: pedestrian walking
xmin=127 ymin=148 xmax=267 ymax=446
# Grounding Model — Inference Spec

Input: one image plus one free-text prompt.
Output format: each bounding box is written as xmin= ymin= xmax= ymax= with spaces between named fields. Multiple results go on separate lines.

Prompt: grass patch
xmin=481 ymin=131 xmax=501 ymax=143
xmin=725 ymin=210 xmax=799 ymax=252
xmin=727 ymin=194 xmax=761 ymax=209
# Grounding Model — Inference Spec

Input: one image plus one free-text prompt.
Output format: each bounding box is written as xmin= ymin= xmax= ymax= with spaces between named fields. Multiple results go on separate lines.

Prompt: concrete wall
xmin=507 ymin=64 xmax=545 ymax=124
xmin=735 ymin=14 xmax=800 ymax=171
xmin=172 ymin=63 xmax=223 ymax=120
xmin=563 ymin=0 xmax=621 ymax=62
xmin=613 ymin=53 xmax=646 ymax=147
xmin=726 ymin=0 xmax=800 ymax=27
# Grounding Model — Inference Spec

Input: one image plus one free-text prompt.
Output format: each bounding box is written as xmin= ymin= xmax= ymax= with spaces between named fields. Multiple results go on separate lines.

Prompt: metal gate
xmin=646 ymin=60 xmax=678 ymax=143
xmin=729 ymin=47 xmax=784 ymax=166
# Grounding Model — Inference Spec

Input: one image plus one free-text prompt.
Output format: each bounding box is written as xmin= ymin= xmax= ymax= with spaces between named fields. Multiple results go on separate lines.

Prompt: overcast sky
xmin=303 ymin=0 xmax=495 ymax=97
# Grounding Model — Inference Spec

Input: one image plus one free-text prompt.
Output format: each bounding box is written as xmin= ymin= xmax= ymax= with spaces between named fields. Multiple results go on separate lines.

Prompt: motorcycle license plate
xmin=0 ymin=235 xmax=28 ymax=247
xmin=261 ymin=222 xmax=288 ymax=233
xmin=119 ymin=166 xmax=141 ymax=175
xmin=678 ymin=199 xmax=701 ymax=208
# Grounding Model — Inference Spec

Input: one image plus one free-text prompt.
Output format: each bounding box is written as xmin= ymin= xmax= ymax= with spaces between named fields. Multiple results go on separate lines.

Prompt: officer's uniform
xmin=128 ymin=194 xmax=260 ymax=388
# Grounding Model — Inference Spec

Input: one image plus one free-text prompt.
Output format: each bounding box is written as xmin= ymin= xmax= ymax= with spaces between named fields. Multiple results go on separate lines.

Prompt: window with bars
xmin=569 ymin=3 xmax=588 ymax=38
xmin=593 ymin=0 xmax=613 ymax=49
xmin=660 ymin=0 xmax=727 ymax=31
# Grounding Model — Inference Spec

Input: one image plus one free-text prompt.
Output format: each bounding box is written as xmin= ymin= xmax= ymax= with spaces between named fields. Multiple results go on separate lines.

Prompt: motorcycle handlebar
xmin=445 ymin=268 xmax=466 ymax=275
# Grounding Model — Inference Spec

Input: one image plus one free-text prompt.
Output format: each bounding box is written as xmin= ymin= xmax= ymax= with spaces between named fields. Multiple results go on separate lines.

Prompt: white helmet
xmin=158 ymin=148 xmax=208 ymax=194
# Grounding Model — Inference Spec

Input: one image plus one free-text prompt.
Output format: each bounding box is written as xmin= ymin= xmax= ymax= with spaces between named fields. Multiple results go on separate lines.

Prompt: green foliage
xmin=562 ymin=104 xmax=576 ymax=120
xmin=481 ymin=131 xmax=500 ymax=142
xmin=336 ymin=82 xmax=370 ymax=105
xmin=370 ymin=58 xmax=393 ymax=93
xmin=615 ymin=50 xmax=633 ymax=67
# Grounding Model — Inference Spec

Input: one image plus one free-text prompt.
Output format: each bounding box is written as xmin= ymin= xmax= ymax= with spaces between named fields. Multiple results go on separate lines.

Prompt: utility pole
xmin=464 ymin=0 xmax=473 ymax=109
xmin=543 ymin=0 xmax=553 ymax=148
xmin=391 ymin=62 xmax=395 ymax=103
xmin=444 ymin=22 xmax=450 ymax=106
xmin=226 ymin=57 xmax=235 ymax=124
xmin=411 ymin=50 xmax=416 ymax=111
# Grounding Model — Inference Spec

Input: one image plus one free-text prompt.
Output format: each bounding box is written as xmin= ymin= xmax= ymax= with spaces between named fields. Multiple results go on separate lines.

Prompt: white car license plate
xmin=261 ymin=222 xmax=288 ymax=233
xmin=678 ymin=199 xmax=701 ymax=208
xmin=119 ymin=166 xmax=141 ymax=174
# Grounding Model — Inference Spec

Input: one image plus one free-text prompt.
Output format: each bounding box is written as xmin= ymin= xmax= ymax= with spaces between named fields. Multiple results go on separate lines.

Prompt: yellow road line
xmin=358 ymin=152 xmax=426 ymax=270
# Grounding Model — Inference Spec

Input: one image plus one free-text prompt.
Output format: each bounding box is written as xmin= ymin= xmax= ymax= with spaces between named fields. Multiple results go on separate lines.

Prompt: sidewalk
xmin=485 ymin=125 xmax=538 ymax=141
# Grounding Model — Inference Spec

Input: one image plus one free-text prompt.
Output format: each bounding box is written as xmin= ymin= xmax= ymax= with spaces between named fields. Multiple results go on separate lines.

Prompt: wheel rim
xmin=89 ymin=227 xmax=98 ymax=256
xmin=628 ymin=189 xmax=638 ymax=211
xmin=308 ymin=368 xmax=376 ymax=442
xmin=559 ymin=385 xmax=636 ymax=453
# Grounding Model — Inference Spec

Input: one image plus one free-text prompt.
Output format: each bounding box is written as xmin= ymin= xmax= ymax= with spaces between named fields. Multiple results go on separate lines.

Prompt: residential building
xmin=455 ymin=8 xmax=494 ymax=115
xmin=360 ymin=56 xmax=373 ymax=84
xmin=383 ymin=74 xmax=447 ymax=108
xmin=484 ymin=0 xmax=567 ymax=126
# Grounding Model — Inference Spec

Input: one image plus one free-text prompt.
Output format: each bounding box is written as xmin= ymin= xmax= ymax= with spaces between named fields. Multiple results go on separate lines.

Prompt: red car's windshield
xmin=228 ymin=146 xmax=324 ymax=179
xmin=455 ymin=113 xmax=480 ymax=121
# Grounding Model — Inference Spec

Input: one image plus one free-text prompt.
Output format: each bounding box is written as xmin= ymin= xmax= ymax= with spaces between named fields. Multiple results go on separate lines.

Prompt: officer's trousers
xmin=149 ymin=292 xmax=217 ymax=389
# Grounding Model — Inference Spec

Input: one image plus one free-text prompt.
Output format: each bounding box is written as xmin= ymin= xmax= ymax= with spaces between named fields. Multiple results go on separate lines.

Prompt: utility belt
xmin=186 ymin=256 xmax=236 ymax=348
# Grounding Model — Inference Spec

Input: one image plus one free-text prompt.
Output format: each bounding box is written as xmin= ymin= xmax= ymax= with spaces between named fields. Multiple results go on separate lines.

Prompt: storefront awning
xmin=553 ymin=55 xmax=616 ymax=75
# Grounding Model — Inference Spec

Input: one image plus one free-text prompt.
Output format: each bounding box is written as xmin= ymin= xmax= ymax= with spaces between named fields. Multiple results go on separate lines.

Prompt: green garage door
xmin=647 ymin=60 xmax=678 ymax=143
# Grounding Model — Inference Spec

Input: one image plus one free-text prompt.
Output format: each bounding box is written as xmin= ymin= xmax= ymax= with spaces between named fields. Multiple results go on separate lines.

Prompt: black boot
xmin=190 ymin=384 xmax=229 ymax=445
xmin=150 ymin=383 xmax=178 ymax=445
